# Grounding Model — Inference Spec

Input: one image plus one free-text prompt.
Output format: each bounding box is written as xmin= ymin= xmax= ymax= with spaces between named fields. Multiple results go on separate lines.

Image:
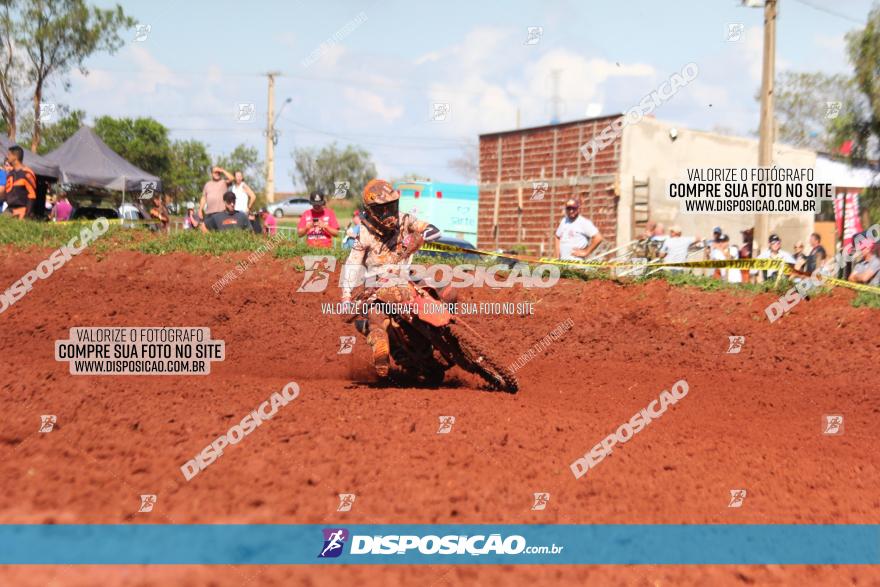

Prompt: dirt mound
xmin=1 ymin=246 xmax=878 ymax=586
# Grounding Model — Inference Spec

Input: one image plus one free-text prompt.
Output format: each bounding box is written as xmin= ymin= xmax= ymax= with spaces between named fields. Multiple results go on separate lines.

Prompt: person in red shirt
xmin=4 ymin=145 xmax=36 ymax=220
xmin=297 ymin=191 xmax=339 ymax=248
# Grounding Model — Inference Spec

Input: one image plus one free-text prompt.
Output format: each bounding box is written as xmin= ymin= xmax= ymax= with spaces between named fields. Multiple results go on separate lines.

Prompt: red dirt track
xmin=1 ymin=246 xmax=879 ymax=586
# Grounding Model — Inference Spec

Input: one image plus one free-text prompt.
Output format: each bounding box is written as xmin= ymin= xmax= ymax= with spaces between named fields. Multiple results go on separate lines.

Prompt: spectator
xmin=343 ymin=210 xmax=361 ymax=249
xmin=805 ymin=232 xmax=827 ymax=275
xmin=204 ymin=191 xmax=251 ymax=231
xmin=183 ymin=202 xmax=201 ymax=230
xmin=52 ymin=192 xmax=72 ymax=222
xmin=297 ymin=191 xmax=339 ymax=248
xmin=554 ymin=198 xmax=603 ymax=260
xmin=710 ymin=233 xmax=741 ymax=283
xmin=649 ymin=223 xmax=666 ymax=242
xmin=149 ymin=193 xmax=170 ymax=232
xmin=260 ymin=208 xmax=277 ymax=236
xmin=659 ymin=225 xmax=700 ymax=270
xmin=753 ymin=233 xmax=795 ymax=282
xmin=738 ymin=228 xmax=754 ymax=283
xmin=0 ymin=158 xmax=8 ymax=213
xmin=792 ymin=241 xmax=807 ymax=272
xmin=199 ymin=166 xmax=233 ymax=232
xmin=849 ymin=239 xmax=880 ymax=286
xmin=231 ymin=170 xmax=256 ymax=214
xmin=4 ymin=145 xmax=36 ymax=220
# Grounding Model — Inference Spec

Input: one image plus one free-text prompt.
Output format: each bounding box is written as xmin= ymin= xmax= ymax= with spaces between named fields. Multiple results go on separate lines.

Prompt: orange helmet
xmin=362 ymin=179 xmax=400 ymax=207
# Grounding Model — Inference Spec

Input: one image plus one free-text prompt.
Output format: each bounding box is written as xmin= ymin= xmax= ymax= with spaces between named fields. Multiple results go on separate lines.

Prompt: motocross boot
xmin=367 ymin=329 xmax=390 ymax=377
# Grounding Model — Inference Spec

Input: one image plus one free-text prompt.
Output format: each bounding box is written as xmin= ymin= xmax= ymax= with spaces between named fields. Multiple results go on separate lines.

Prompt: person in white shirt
xmin=659 ymin=225 xmax=701 ymax=271
xmin=230 ymin=170 xmax=256 ymax=214
xmin=554 ymin=198 xmax=603 ymax=260
xmin=710 ymin=233 xmax=741 ymax=283
xmin=752 ymin=233 xmax=796 ymax=282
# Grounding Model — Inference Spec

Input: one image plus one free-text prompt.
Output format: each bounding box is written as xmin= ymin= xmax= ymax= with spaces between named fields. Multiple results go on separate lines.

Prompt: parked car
xmin=268 ymin=197 xmax=311 ymax=218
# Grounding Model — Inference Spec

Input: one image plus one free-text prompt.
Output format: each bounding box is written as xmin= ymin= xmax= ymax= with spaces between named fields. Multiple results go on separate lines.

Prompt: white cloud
xmin=343 ymin=88 xmax=403 ymax=123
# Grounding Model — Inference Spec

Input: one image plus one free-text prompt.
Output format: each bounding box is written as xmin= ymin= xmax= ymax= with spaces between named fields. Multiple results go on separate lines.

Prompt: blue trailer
xmin=394 ymin=181 xmax=479 ymax=246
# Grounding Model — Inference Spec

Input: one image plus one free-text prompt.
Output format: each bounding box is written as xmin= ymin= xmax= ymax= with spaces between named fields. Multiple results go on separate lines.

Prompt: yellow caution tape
xmin=419 ymin=241 xmax=785 ymax=271
xmin=824 ymin=277 xmax=880 ymax=295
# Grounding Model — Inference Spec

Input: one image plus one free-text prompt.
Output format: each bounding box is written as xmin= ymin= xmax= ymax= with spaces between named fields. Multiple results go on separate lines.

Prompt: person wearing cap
xmin=709 ymin=233 xmax=741 ymax=283
xmin=752 ymin=233 xmax=795 ymax=282
xmin=297 ymin=191 xmax=339 ymax=248
xmin=183 ymin=202 xmax=201 ymax=230
xmin=849 ymin=238 xmax=880 ymax=286
xmin=554 ymin=198 xmax=603 ymax=261
xmin=342 ymin=209 xmax=362 ymax=249
xmin=204 ymin=191 xmax=251 ymax=231
xmin=658 ymin=225 xmax=701 ymax=270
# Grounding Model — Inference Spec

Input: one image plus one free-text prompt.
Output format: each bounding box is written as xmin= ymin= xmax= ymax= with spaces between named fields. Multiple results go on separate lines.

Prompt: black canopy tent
xmin=1 ymin=134 xmax=61 ymax=219
xmin=44 ymin=126 xmax=162 ymax=211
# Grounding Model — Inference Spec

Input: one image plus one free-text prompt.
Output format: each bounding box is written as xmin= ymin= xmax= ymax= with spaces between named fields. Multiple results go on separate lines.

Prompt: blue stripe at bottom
xmin=0 ymin=525 xmax=877 ymax=564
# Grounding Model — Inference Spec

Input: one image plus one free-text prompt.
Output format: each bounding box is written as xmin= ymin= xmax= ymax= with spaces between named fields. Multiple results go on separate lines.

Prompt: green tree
xmin=93 ymin=116 xmax=171 ymax=179
xmin=0 ymin=0 xmax=25 ymax=141
xmin=17 ymin=107 xmax=85 ymax=154
xmin=167 ymin=139 xmax=211 ymax=203
xmin=216 ymin=143 xmax=265 ymax=194
xmin=771 ymin=71 xmax=860 ymax=152
xmin=12 ymin=0 xmax=134 ymax=151
xmin=292 ymin=142 xmax=377 ymax=199
xmin=844 ymin=5 xmax=880 ymax=224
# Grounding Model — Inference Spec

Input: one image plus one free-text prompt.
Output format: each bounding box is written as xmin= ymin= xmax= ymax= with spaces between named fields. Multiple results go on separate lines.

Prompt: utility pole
xmin=755 ymin=0 xmax=777 ymax=251
xmin=265 ymin=72 xmax=279 ymax=203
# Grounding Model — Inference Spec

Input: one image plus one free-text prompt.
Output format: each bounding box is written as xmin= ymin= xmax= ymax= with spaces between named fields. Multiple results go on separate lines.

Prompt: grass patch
xmin=852 ymin=291 xmax=880 ymax=308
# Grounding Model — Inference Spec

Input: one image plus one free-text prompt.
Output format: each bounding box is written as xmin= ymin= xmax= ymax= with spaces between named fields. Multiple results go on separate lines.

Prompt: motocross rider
xmin=341 ymin=179 xmax=441 ymax=376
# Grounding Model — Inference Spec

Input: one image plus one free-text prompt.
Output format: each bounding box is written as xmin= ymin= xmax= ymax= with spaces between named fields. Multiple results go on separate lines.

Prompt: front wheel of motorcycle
xmin=445 ymin=321 xmax=519 ymax=393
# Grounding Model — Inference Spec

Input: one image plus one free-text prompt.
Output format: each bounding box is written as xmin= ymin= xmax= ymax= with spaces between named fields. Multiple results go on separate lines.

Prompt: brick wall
xmin=477 ymin=117 xmax=622 ymax=255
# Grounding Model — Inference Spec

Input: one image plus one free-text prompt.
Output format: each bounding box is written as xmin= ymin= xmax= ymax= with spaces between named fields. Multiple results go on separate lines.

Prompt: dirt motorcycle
xmin=347 ymin=281 xmax=519 ymax=393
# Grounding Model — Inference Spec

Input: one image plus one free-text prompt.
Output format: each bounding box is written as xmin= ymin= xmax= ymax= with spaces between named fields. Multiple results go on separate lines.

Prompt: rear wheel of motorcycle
xmin=446 ymin=322 xmax=518 ymax=393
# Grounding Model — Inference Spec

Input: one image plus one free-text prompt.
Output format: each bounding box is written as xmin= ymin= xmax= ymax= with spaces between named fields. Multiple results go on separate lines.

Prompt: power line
xmin=791 ymin=0 xmax=865 ymax=24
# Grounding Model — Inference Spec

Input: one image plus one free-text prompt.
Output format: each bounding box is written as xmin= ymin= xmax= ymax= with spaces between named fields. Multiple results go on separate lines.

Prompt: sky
xmin=52 ymin=0 xmax=878 ymax=191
